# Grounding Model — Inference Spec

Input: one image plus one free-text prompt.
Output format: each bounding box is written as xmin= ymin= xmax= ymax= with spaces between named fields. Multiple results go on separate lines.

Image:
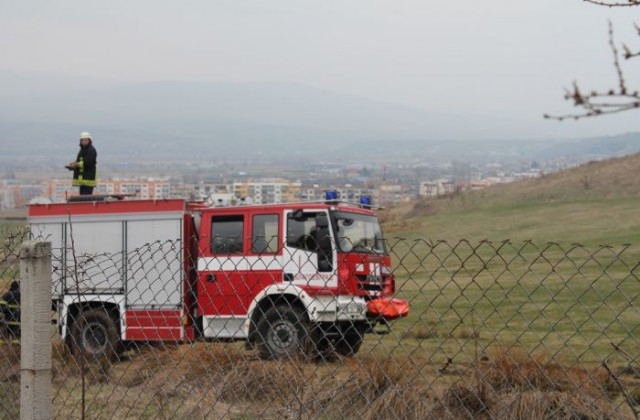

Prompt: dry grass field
xmin=0 ymin=340 xmax=631 ymax=419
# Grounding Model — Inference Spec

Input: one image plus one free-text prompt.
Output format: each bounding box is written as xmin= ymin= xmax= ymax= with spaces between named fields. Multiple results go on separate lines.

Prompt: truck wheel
xmin=70 ymin=309 xmax=120 ymax=361
xmin=257 ymin=305 xmax=309 ymax=359
xmin=333 ymin=325 xmax=364 ymax=356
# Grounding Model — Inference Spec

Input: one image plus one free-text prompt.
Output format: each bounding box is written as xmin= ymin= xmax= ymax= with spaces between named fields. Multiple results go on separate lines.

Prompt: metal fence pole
xmin=19 ymin=240 xmax=52 ymax=420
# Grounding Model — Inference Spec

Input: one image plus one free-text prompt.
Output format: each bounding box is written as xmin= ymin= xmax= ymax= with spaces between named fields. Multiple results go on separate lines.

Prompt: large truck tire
xmin=256 ymin=304 xmax=310 ymax=359
xmin=70 ymin=309 xmax=121 ymax=361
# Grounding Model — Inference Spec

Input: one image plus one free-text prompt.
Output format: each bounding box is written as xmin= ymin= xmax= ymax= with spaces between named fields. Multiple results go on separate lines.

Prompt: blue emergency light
xmin=359 ymin=195 xmax=372 ymax=208
xmin=325 ymin=189 xmax=339 ymax=202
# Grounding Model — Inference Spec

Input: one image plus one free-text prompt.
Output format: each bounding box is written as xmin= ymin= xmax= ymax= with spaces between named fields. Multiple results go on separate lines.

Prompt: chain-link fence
xmin=2 ymin=222 xmax=639 ymax=419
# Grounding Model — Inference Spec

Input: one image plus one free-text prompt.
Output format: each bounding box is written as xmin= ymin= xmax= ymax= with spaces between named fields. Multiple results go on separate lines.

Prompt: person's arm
xmin=82 ymin=147 xmax=97 ymax=170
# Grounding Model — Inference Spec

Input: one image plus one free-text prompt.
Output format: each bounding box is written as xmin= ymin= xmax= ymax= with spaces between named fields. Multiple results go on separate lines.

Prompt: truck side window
xmin=286 ymin=213 xmax=318 ymax=252
xmin=252 ymin=214 xmax=279 ymax=254
xmin=211 ymin=215 xmax=244 ymax=254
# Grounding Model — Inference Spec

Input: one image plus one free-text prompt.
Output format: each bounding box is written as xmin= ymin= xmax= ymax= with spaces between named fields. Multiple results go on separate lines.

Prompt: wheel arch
xmin=65 ymin=301 xmax=121 ymax=342
xmin=246 ymin=286 xmax=311 ymax=347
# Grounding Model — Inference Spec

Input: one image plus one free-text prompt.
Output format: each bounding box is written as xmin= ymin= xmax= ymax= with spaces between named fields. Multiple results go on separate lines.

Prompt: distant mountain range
xmin=1 ymin=71 xmax=639 ymax=163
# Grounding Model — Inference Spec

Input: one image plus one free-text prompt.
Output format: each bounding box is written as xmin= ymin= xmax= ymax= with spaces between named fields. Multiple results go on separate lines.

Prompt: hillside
xmin=381 ymin=153 xmax=640 ymax=246
xmin=447 ymin=151 xmax=640 ymax=207
xmin=0 ymin=75 xmax=529 ymax=160
xmin=2 ymin=72 xmax=640 ymax=162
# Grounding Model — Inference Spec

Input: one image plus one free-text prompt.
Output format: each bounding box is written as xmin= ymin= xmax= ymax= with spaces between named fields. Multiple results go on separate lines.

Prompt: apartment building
xmin=375 ymin=183 xmax=414 ymax=205
xmin=44 ymin=179 xmax=171 ymax=201
xmin=418 ymin=179 xmax=456 ymax=198
xmin=232 ymin=179 xmax=301 ymax=205
xmin=299 ymin=184 xmax=374 ymax=203
xmin=0 ymin=182 xmax=43 ymax=209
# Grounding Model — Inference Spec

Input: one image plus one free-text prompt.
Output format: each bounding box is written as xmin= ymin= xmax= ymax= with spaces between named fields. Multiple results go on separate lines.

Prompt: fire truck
xmin=28 ymin=194 xmax=408 ymax=359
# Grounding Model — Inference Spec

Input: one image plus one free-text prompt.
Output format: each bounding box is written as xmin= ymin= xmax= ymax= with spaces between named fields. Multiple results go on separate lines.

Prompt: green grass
xmin=380 ymin=237 xmax=639 ymax=367
xmin=390 ymin=197 xmax=640 ymax=249
xmin=379 ymin=258 xmax=639 ymax=366
xmin=376 ymin=155 xmax=640 ymax=368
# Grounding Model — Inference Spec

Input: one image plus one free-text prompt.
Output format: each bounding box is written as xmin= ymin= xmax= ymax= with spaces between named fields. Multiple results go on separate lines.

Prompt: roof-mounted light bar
xmin=359 ymin=195 xmax=372 ymax=209
xmin=325 ymin=189 xmax=339 ymax=203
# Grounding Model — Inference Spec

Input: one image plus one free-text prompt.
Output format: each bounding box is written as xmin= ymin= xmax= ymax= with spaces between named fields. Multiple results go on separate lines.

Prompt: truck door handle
xmin=206 ymin=274 xmax=216 ymax=282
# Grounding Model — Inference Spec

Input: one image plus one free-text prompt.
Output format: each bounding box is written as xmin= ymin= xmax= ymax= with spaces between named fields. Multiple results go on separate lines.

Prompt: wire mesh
xmin=2 ymin=222 xmax=639 ymax=419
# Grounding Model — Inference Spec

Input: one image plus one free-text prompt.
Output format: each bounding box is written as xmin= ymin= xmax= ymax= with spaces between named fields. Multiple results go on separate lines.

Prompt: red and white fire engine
xmin=29 ymin=194 xmax=408 ymax=359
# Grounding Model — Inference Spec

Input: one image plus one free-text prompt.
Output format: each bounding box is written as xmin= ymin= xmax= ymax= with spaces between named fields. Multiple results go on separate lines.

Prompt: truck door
xmin=283 ymin=210 xmax=337 ymax=289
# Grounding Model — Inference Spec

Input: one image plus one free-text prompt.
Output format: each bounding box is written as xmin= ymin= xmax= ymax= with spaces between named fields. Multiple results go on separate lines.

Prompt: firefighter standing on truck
xmin=0 ymin=281 xmax=20 ymax=342
xmin=66 ymin=131 xmax=97 ymax=195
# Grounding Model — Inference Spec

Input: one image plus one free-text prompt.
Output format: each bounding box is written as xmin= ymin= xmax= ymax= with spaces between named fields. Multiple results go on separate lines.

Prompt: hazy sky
xmin=2 ymin=1 xmax=640 ymax=138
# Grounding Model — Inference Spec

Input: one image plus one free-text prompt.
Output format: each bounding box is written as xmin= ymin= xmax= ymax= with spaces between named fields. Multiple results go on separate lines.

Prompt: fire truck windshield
xmin=332 ymin=211 xmax=386 ymax=254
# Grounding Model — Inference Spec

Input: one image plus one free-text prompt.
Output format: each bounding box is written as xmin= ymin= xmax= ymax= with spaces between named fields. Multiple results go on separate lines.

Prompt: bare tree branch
xmin=545 ymin=18 xmax=640 ymax=121
xmin=583 ymin=0 xmax=640 ymax=7
xmin=623 ymin=23 xmax=640 ymax=58
xmin=608 ymin=20 xmax=627 ymax=95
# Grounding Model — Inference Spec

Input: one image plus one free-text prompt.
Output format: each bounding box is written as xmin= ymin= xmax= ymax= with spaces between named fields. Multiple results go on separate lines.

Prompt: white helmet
xmin=80 ymin=131 xmax=92 ymax=140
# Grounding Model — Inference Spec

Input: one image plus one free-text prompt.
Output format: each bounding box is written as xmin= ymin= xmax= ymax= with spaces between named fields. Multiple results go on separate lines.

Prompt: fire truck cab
xmin=29 ymin=195 xmax=408 ymax=359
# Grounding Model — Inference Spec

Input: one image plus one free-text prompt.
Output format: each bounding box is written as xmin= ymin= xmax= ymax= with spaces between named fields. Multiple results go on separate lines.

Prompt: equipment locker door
xmin=125 ymin=219 xmax=183 ymax=308
xmin=124 ymin=218 xmax=184 ymax=341
xmin=65 ymin=220 xmax=124 ymax=294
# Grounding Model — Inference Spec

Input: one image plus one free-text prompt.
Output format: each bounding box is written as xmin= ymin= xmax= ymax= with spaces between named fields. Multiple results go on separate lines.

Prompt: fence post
xmin=19 ymin=240 xmax=52 ymax=420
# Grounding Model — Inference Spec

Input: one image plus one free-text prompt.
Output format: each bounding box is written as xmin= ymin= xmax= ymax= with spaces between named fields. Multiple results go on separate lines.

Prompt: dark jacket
xmin=1 ymin=281 xmax=20 ymax=337
xmin=72 ymin=140 xmax=98 ymax=187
